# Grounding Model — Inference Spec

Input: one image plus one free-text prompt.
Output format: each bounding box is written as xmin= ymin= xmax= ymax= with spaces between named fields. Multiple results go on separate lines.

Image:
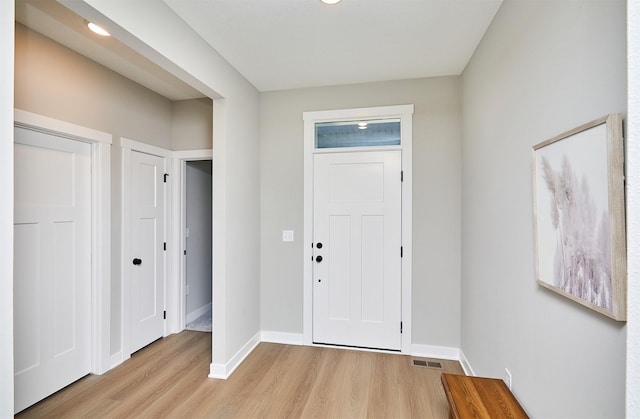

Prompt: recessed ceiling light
xmin=87 ymin=22 xmax=110 ymax=37
xmin=321 ymin=0 xmax=342 ymax=4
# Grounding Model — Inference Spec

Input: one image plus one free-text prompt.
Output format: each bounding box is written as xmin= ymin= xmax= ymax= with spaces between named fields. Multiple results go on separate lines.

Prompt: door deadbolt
xmin=132 ymin=258 xmax=142 ymax=265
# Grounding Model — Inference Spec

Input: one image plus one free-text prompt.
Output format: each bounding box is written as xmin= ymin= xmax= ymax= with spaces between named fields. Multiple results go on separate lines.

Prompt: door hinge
xmin=163 ymin=173 xmax=169 ymax=183
xmin=163 ymin=310 xmax=167 ymax=320
xmin=163 ymin=242 xmax=167 ymax=251
xmin=401 ymin=321 xmax=403 ymax=334
xmin=401 ymin=170 xmax=404 ymax=182
xmin=401 ymin=246 xmax=403 ymax=257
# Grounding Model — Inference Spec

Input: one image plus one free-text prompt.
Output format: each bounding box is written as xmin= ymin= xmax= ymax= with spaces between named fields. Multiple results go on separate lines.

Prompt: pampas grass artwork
xmin=533 ymin=114 xmax=626 ymax=321
xmin=540 ymin=155 xmax=612 ymax=311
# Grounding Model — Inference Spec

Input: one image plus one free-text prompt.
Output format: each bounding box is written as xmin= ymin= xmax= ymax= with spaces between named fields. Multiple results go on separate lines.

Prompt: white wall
xmin=461 ymin=1 xmax=627 ymax=417
xmin=259 ymin=77 xmax=462 ymax=348
xmin=627 ymin=1 xmax=640 ymax=416
xmin=61 ymin=0 xmax=261 ymax=371
xmin=0 ymin=0 xmax=14 ymax=416
xmin=186 ymin=160 xmax=213 ymax=316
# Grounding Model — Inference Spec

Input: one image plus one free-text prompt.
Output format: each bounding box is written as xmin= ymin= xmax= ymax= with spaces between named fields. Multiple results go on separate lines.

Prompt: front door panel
xmin=313 ymin=150 xmax=402 ymax=350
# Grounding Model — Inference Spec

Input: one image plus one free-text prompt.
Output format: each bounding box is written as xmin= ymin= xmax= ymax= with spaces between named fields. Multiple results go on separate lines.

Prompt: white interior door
xmin=313 ymin=150 xmax=402 ymax=350
xmin=130 ymin=151 xmax=165 ymax=353
xmin=13 ymin=127 xmax=92 ymax=413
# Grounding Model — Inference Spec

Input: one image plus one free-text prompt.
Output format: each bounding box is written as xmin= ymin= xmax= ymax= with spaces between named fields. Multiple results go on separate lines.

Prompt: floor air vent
xmin=412 ymin=359 xmax=443 ymax=369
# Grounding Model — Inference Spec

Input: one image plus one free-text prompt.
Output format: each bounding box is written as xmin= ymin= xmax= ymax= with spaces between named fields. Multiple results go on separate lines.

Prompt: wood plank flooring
xmin=17 ymin=331 xmax=463 ymax=418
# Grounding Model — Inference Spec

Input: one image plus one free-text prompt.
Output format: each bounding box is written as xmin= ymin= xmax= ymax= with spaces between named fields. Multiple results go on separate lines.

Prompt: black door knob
xmin=315 ymin=255 xmax=323 ymax=263
xmin=132 ymin=258 xmax=142 ymax=265
xmin=317 ymin=242 xmax=323 ymax=249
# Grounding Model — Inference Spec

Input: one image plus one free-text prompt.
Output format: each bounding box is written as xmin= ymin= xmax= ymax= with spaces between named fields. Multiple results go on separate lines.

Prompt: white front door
xmin=13 ymin=127 xmax=92 ymax=413
xmin=130 ymin=151 xmax=166 ymax=353
xmin=313 ymin=150 xmax=402 ymax=350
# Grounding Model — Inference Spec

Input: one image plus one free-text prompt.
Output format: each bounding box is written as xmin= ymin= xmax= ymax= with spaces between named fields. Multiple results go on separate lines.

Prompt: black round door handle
xmin=132 ymin=258 xmax=142 ymax=266
xmin=317 ymin=242 xmax=323 ymax=249
xmin=315 ymin=255 xmax=323 ymax=263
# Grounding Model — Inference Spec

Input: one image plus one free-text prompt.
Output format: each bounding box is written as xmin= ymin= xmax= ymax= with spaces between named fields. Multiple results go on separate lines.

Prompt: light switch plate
xmin=282 ymin=230 xmax=294 ymax=242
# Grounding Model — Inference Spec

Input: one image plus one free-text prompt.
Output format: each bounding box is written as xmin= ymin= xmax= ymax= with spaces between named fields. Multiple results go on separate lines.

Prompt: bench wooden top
xmin=440 ymin=373 xmax=529 ymax=419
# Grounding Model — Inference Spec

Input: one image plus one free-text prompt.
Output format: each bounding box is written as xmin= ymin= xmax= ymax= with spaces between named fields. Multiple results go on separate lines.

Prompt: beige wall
xmin=14 ymin=23 xmax=212 ymax=357
xmin=15 ymin=24 xmax=174 ymax=148
xmin=172 ymin=98 xmax=213 ymax=150
xmin=259 ymin=77 xmax=462 ymax=348
xmin=15 ymin=24 xmax=213 ymax=151
xmin=461 ymin=1 xmax=627 ymax=416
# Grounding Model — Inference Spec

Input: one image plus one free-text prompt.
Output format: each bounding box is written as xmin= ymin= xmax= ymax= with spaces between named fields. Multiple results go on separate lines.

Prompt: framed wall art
xmin=532 ymin=114 xmax=626 ymax=321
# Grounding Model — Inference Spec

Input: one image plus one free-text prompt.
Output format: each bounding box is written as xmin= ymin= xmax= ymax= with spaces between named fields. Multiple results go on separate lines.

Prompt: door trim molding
xmin=171 ymin=150 xmax=212 ymax=333
xmin=302 ymin=104 xmax=414 ymax=354
xmin=14 ymin=109 xmax=112 ymax=375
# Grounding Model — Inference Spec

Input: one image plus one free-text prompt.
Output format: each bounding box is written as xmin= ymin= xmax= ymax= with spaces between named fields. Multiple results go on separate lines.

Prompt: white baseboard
xmin=411 ymin=344 xmax=460 ymax=361
xmin=186 ymin=302 xmax=212 ymax=324
xmin=459 ymin=349 xmax=475 ymax=376
xmin=260 ymin=331 xmax=304 ymax=346
xmin=209 ymin=332 xmax=260 ymax=380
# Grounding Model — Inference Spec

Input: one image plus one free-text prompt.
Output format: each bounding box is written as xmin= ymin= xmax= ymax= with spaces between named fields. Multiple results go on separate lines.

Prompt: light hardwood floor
xmin=17 ymin=331 xmax=463 ymax=418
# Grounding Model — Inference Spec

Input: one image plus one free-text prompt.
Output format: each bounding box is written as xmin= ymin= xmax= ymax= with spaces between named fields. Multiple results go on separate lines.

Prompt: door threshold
xmin=312 ymin=341 xmax=401 ymax=353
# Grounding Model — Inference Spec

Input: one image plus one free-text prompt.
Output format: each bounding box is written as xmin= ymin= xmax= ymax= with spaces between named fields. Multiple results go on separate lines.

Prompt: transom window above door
xmin=315 ymin=118 xmax=401 ymax=149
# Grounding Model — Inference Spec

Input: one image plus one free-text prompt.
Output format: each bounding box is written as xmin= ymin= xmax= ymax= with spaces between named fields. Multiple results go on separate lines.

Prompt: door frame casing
xmin=13 ymin=109 xmax=112 ymax=375
xmin=302 ymin=104 xmax=414 ymax=354
xmin=172 ymin=150 xmax=213 ymax=331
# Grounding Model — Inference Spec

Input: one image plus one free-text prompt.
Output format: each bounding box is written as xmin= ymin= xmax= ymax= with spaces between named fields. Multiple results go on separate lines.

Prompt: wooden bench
xmin=441 ymin=373 xmax=529 ymax=419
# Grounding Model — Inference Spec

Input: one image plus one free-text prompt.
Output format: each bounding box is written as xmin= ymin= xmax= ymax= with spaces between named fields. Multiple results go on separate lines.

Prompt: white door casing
xmin=313 ymin=151 xmax=402 ymax=350
xmin=172 ymin=149 xmax=213 ymax=332
xmin=303 ymin=105 xmax=413 ymax=354
xmin=129 ymin=150 xmax=166 ymax=353
xmin=13 ymin=127 xmax=91 ymax=413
